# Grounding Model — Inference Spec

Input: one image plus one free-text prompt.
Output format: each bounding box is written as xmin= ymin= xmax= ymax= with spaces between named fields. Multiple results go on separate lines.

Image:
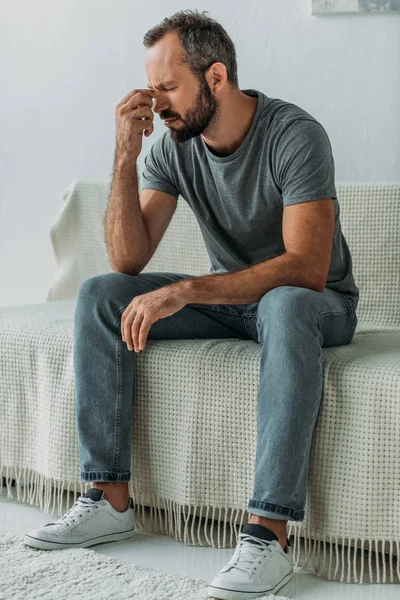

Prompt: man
xmin=25 ymin=9 xmax=359 ymax=599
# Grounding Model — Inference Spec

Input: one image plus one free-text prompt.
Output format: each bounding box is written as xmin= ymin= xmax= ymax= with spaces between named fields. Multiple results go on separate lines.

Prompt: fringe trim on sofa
xmin=1 ymin=465 xmax=91 ymax=516
xmin=1 ymin=465 xmax=399 ymax=585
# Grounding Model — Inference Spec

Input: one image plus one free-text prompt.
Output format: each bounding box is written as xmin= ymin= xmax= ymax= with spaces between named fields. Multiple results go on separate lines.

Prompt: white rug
xmin=0 ymin=530 xmax=290 ymax=600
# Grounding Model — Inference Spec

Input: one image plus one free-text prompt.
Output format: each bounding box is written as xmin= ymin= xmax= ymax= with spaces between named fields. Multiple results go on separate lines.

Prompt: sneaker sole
xmin=207 ymin=568 xmax=293 ymax=599
xmin=24 ymin=527 xmax=135 ymax=550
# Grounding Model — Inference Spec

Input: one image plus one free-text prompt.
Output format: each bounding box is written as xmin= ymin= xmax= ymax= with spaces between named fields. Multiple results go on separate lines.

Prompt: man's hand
xmin=121 ymin=285 xmax=188 ymax=352
xmin=115 ymin=88 xmax=158 ymax=163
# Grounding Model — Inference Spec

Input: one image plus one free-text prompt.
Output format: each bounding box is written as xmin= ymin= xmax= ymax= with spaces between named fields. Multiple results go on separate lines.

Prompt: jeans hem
xmin=248 ymin=500 xmax=304 ymax=521
xmin=80 ymin=471 xmax=131 ymax=482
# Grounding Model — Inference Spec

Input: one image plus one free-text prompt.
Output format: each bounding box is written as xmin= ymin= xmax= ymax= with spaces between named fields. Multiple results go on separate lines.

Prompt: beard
xmin=165 ymin=77 xmax=219 ymax=143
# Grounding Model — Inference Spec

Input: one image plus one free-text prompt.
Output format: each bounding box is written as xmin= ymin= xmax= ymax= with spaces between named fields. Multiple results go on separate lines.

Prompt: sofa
xmin=1 ymin=180 xmax=399 ymax=585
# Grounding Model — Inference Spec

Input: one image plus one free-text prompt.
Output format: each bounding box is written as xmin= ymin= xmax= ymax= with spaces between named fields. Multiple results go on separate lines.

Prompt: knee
xmin=257 ymin=286 xmax=318 ymax=325
xmin=77 ymin=273 xmax=133 ymax=306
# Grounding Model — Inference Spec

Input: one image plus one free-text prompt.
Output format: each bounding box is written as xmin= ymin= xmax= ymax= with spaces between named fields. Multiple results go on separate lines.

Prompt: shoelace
xmin=44 ymin=496 xmax=106 ymax=528
xmin=231 ymin=533 xmax=275 ymax=573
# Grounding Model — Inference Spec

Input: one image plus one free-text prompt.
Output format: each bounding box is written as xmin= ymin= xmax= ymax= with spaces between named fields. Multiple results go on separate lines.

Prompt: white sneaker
xmin=208 ymin=523 xmax=293 ymax=599
xmin=24 ymin=487 xmax=135 ymax=550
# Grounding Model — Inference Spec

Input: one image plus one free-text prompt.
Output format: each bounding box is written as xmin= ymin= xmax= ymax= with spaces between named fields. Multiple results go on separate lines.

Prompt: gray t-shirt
xmin=141 ymin=89 xmax=359 ymax=312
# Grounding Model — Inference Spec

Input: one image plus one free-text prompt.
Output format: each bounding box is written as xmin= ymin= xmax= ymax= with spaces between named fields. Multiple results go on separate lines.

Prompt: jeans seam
xmin=341 ymin=297 xmax=358 ymax=328
xmin=187 ymin=303 xmax=244 ymax=317
xmin=114 ymin=327 xmax=123 ymax=474
xmin=248 ymin=500 xmax=304 ymax=520
xmin=256 ymin=317 xmax=263 ymax=346
xmin=81 ymin=471 xmax=131 ymax=482
xmin=114 ymin=303 xmax=129 ymax=330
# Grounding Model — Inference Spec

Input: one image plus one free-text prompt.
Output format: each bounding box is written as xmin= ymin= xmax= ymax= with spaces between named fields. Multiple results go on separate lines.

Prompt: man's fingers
xmin=118 ymin=88 xmax=156 ymax=106
xmin=120 ymin=300 xmax=153 ymax=352
xmin=132 ymin=313 xmax=145 ymax=351
xmin=137 ymin=319 xmax=151 ymax=351
xmin=117 ymin=88 xmax=158 ymax=110
xmin=121 ymin=308 xmax=135 ymax=350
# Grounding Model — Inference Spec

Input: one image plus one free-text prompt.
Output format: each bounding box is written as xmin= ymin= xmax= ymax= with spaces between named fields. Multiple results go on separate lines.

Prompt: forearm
xmin=105 ymin=158 xmax=150 ymax=274
xmin=174 ymin=252 xmax=323 ymax=305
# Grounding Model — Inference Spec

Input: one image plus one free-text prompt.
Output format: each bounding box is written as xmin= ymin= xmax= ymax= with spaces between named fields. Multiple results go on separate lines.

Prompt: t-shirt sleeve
xmin=275 ymin=119 xmax=337 ymax=207
xmin=140 ymin=135 xmax=180 ymax=198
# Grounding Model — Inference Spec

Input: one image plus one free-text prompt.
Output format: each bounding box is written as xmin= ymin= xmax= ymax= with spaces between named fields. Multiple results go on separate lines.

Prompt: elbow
xmin=109 ymin=261 xmax=136 ymax=275
xmin=110 ymin=260 xmax=146 ymax=276
xmin=311 ymin=276 xmax=326 ymax=293
xmin=111 ymin=266 xmax=141 ymax=276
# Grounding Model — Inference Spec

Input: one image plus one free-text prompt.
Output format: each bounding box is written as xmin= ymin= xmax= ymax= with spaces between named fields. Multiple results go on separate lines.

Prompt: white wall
xmin=1 ymin=0 xmax=399 ymax=307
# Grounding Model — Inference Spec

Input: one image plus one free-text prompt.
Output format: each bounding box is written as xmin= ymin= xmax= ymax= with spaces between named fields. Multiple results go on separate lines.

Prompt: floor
xmin=1 ymin=485 xmax=399 ymax=600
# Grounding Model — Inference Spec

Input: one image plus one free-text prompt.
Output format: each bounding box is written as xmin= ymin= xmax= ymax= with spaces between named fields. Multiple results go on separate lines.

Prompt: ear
xmin=206 ymin=62 xmax=228 ymax=93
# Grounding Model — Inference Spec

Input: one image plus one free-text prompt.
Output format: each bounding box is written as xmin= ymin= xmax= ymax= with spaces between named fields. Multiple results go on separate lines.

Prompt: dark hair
xmin=143 ymin=10 xmax=239 ymax=88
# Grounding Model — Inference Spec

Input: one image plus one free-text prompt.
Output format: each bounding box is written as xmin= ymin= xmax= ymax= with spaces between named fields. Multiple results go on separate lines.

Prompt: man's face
xmin=145 ymin=32 xmax=219 ymax=143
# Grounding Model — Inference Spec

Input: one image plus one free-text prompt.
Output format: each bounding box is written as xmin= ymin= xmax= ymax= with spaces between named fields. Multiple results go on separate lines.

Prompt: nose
xmin=152 ymin=94 xmax=169 ymax=115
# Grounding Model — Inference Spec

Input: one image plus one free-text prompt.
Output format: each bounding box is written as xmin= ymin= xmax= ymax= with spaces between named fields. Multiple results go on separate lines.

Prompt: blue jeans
xmin=74 ymin=272 xmax=357 ymax=522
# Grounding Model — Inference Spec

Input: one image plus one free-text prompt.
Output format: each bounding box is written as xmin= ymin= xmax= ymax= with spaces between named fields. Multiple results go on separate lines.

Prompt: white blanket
xmin=1 ymin=180 xmax=400 ymax=585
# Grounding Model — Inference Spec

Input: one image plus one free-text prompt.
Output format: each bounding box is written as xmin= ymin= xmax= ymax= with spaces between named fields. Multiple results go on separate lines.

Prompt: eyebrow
xmin=147 ymin=80 xmax=178 ymax=90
